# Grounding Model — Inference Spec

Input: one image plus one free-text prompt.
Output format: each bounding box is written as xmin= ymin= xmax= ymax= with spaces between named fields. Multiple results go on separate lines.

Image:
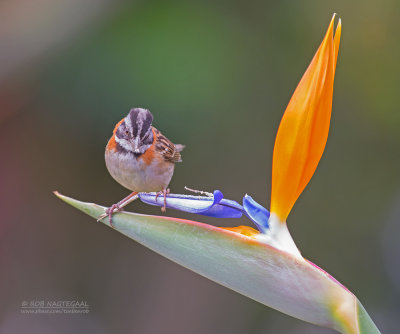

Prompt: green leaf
xmin=55 ymin=192 xmax=380 ymax=334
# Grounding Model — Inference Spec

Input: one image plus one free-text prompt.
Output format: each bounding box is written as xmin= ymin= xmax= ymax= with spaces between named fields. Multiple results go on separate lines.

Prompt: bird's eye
xmin=125 ymin=130 xmax=129 ymax=136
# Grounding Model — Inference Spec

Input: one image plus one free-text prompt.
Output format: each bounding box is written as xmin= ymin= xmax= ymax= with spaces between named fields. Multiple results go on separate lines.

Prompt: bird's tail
xmin=175 ymin=144 xmax=185 ymax=152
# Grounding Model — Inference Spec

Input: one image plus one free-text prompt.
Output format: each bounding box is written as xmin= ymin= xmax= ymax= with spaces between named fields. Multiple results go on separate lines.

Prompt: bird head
xmin=115 ymin=108 xmax=154 ymax=155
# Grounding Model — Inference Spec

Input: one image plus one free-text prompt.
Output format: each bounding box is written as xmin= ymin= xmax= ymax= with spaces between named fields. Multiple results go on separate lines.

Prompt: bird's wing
xmin=154 ymin=127 xmax=184 ymax=163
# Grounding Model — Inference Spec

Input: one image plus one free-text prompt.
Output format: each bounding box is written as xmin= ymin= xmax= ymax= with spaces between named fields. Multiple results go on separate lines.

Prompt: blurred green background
xmin=1 ymin=0 xmax=399 ymax=333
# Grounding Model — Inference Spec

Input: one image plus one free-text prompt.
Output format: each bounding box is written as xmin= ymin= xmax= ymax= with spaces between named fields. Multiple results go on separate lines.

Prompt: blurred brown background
xmin=1 ymin=0 xmax=399 ymax=333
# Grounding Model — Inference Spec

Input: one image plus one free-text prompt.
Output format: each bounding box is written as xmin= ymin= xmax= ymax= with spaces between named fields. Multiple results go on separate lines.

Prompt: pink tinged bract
xmin=55 ymin=193 xmax=379 ymax=333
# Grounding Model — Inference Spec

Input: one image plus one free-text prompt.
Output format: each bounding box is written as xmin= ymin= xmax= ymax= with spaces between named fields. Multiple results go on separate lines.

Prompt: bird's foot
xmin=97 ymin=203 xmax=121 ymax=227
xmin=97 ymin=191 xmax=139 ymax=227
xmin=155 ymin=188 xmax=170 ymax=212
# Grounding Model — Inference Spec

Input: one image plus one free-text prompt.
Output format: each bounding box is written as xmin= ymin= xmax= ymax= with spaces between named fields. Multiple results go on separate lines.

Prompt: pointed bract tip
xmin=53 ymin=191 xmax=72 ymax=203
xmin=54 ymin=190 xmax=63 ymax=198
xmin=336 ymin=18 xmax=342 ymax=37
xmin=53 ymin=191 xmax=75 ymax=204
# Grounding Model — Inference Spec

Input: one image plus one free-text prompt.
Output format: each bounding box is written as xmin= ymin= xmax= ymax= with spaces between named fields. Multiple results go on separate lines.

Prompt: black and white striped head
xmin=115 ymin=108 xmax=154 ymax=154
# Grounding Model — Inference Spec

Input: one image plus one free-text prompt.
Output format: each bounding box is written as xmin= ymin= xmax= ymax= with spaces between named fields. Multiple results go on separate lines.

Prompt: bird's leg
xmin=155 ymin=188 xmax=170 ymax=212
xmin=97 ymin=191 xmax=139 ymax=227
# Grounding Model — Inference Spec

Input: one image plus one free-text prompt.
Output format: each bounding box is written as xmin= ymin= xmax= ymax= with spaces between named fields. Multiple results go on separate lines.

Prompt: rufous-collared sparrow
xmin=98 ymin=108 xmax=184 ymax=225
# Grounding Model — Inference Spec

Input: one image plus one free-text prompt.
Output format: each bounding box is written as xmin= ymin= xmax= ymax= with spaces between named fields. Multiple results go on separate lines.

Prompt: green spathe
xmin=55 ymin=192 xmax=380 ymax=334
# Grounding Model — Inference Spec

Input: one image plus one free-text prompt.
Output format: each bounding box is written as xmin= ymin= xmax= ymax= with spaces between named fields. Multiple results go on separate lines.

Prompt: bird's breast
xmin=105 ymin=149 xmax=175 ymax=192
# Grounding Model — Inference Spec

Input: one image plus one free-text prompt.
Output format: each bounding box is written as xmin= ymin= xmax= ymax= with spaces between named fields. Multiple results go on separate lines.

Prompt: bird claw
xmin=97 ymin=204 xmax=121 ymax=227
xmin=96 ymin=213 xmax=107 ymax=222
xmin=155 ymin=188 xmax=170 ymax=212
xmin=97 ymin=191 xmax=139 ymax=227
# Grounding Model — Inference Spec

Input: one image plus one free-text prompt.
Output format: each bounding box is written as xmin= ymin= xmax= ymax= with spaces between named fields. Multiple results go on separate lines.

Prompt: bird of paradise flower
xmin=56 ymin=14 xmax=381 ymax=334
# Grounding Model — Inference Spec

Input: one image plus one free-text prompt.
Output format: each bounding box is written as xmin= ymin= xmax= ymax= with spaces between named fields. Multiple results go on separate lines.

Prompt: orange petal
xmin=270 ymin=15 xmax=341 ymax=222
xmin=334 ymin=19 xmax=342 ymax=69
xmin=221 ymin=226 xmax=260 ymax=238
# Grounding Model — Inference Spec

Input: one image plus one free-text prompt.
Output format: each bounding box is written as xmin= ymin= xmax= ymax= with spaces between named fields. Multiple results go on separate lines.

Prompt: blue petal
xmin=139 ymin=190 xmax=243 ymax=219
xmin=242 ymin=195 xmax=270 ymax=233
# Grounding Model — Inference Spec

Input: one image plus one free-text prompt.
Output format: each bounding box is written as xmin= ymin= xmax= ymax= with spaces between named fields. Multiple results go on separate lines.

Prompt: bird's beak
xmin=131 ymin=137 xmax=141 ymax=154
